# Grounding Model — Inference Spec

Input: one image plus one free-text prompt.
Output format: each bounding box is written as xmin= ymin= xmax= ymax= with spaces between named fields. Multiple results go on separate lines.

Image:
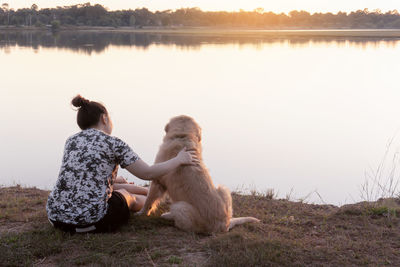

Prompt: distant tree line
xmin=2 ymin=3 xmax=400 ymax=29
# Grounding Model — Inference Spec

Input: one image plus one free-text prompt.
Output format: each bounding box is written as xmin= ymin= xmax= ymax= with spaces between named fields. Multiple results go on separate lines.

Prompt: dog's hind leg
xmin=160 ymin=212 xmax=173 ymax=220
xmin=169 ymin=201 xmax=204 ymax=232
xmin=137 ymin=181 xmax=166 ymax=216
xmin=216 ymin=185 xmax=260 ymax=231
xmin=216 ymin=185 xmax=233 ymax=218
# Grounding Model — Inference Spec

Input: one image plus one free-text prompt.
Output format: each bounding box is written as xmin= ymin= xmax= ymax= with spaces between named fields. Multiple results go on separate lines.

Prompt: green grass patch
xmin=167 ymin=255 xmax=183 ymax=264
xmin=368 ymin=206 xmax=399 ymax=217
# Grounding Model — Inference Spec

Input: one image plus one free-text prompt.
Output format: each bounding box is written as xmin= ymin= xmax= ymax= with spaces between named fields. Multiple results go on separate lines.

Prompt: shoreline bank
xmin=2 ymin=26 xmax=400 ymax=38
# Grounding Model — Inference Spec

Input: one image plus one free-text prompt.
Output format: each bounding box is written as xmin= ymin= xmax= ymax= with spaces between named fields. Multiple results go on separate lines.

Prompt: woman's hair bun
xmin=71 ymin=94 xmax=90 ymax=108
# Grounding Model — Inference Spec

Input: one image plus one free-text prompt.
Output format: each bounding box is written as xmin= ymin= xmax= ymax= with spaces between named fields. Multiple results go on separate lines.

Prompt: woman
xmin=46 ymin=95 xmax=198 ymax=233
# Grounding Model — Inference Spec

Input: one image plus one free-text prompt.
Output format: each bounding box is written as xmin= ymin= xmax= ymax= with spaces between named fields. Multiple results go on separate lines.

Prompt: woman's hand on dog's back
xmin=125 ymin=147 xmax=199 ymax=180
xmin=177 ymin=147 xmax=200 ymax=166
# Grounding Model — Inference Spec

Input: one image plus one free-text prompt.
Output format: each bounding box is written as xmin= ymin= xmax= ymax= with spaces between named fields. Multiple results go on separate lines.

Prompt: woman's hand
xmin=176 ymin=147 xmax=200 ymax=165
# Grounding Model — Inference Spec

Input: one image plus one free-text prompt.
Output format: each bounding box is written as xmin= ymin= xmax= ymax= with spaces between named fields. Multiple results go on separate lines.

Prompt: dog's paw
xmin=134 ymin=209 xmax=146 ymax=216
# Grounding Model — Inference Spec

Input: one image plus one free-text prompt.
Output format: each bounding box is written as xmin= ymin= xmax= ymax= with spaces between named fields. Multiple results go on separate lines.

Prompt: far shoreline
xmin=2 ymin=25 xmax=400 ymax=38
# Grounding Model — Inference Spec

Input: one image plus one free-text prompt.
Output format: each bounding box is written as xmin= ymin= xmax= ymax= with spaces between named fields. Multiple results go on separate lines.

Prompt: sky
xmin=5 ymin=0 xmax=400 ymax=14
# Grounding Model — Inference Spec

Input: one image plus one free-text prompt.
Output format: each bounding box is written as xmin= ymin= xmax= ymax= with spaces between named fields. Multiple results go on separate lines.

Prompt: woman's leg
xmin=115 ymin=176 xmax=130 ymax=184
xmin=114 ymin=183 xmax=149 ymax=196
xmin=115 ymin=189 xmax=146 ymax=212
xmin=130 ymin=194 xmax=146 ymax=212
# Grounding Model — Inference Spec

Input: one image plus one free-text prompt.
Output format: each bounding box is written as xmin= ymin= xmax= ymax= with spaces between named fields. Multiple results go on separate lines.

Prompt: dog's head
xmin=164 ymin=115 xmax=202 ymax=143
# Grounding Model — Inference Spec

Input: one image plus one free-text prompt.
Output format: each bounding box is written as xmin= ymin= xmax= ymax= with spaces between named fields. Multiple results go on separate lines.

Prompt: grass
xmin=207 ymin=231 xmax=298 ymax=266
xmin=1 ymin=186 xmax=400 ymax=266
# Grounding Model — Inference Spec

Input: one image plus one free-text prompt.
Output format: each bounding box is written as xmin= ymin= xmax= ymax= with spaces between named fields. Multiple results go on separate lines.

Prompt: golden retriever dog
xmin=137 ymin=115 xmax=259 ymax=234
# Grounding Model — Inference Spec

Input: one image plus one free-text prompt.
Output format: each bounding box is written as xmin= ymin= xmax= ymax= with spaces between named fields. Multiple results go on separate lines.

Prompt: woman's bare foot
xmin=115 ymin=176 xmax=136 ymax=185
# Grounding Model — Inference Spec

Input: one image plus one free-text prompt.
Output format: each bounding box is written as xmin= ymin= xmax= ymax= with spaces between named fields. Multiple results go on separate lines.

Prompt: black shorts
xmin=50 ymin=191 xmax=130 ymax=233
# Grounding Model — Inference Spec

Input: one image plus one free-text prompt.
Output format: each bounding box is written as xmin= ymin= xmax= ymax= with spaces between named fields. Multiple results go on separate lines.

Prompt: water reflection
xmin=0 ymin=30 xmax=399 ymax=55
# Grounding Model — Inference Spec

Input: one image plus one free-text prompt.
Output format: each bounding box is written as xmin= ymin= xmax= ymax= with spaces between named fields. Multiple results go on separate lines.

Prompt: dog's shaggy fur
xmin=138 ymin=115 xmax=259 ymax=234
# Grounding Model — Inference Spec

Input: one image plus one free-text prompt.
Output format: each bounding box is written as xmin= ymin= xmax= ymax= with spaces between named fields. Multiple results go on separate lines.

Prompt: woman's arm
xmin=125 ymin=148 xmax=199 ymax=180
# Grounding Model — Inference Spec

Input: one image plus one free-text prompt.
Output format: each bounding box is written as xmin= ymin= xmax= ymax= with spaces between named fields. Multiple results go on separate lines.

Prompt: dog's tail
xmin=229 ymin=217 xmax=260 ymax=230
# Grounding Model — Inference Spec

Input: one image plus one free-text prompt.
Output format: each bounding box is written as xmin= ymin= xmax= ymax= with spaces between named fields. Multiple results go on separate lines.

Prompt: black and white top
xmin=46 ymin=128 xmax=140 ymax=225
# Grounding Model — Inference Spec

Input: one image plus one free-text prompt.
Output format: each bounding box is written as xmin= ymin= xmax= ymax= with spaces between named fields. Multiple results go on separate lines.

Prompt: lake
xmin=1 ymin=30 xmax=400 ymax=205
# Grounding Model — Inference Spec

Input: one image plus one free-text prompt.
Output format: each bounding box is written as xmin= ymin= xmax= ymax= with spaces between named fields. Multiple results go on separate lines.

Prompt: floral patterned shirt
xmin=46 ymin=128 xmax=139 ymax=225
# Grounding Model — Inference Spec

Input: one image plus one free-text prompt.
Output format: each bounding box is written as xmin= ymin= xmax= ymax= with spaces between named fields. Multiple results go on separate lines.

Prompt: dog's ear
xmin=164 ymin=123 xmax=169 ymax=133
xmin=197 ymin=128 xmax=202 ymax=142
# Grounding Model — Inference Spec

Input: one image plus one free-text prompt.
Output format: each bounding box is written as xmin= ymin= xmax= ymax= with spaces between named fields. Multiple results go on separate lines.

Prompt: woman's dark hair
xmin=71 ymin=95 xmax=108 ymax=130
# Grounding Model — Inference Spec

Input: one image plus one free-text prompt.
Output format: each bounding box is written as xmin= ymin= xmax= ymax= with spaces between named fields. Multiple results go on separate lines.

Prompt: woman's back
xmin=46 ymin=128 xmax=139 ymax=225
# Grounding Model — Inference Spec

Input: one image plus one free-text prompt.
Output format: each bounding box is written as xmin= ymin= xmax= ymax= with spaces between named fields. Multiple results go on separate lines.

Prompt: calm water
xmin=1 ymin=30 xmax=400 ymax=205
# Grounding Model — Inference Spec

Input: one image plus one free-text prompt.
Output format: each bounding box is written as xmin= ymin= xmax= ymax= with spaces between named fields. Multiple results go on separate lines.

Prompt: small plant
xmin=297 ymin=190 xmax=314 ymax=203
xmin=285 ymin=188 xmax=294 ymax=201
xmin=265 ymin=188 xmax=277 ymax=200
xmin=368 ymin=206 xmax=399 ymax=220
xmin=361 ymin=135 xmax=400 ymax=202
